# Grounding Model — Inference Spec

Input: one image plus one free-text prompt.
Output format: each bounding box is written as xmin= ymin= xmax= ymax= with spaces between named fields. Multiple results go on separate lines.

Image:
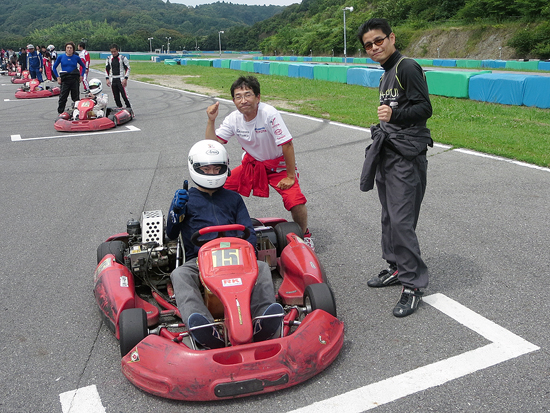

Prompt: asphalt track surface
xmin=1 ymin=70 xmax=549 ymax=413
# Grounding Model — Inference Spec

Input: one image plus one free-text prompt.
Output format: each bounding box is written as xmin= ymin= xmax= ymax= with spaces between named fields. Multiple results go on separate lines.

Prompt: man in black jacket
xmin=358 ymin=18 xmax=433 ymax=317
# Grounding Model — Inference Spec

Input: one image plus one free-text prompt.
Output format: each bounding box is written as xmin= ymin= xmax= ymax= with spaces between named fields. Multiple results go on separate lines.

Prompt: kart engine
xmin=125 ymin=210 xmax=178 ymax=279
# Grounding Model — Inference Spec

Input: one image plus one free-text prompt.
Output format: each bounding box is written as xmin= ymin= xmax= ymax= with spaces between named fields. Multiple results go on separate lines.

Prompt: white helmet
xmin=188 ymin=140 xmax=229 ymax=189
xmin=47 ymin=44 xmax=55 ymax=51
xmin=88 ymin=78 xmax=102 ymax=94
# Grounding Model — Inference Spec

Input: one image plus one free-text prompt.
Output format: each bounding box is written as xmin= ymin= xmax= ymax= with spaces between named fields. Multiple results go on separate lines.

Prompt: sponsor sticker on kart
xmin=93 ymin=257 xmax=112 ymax=283
xmin=129 ymin=349 xmax=140 ymax=363
xmin=120 ymin=276 xmax=128 ymax=288
xmin=222 ymin=278 xmax=243 ymax=287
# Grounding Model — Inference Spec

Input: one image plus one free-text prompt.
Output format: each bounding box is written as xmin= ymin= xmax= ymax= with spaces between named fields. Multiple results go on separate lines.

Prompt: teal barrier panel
xmin=456 ymin=60 xmax=482 ymax=68
xmin=240 ymin=61 xmax=254 ymax=72
xmin=331 ymin=57 xmax=343 ymax=63
xmin=163 ymin=59 xmax=177 ymax=65
xmin=433 ymin=59 xmax=457 ymax=67
xmin=313 ymin=65 xmax=330 ymax=81
xmin=426 ymin=70 xmax=491 ymax=98
xmin=221 ymin=59 xmax=231 ymax=68
xmin=415 ymin=59 xmax=433 ymax=66
xmin=481 ymin=60 xmax=506 ymax=68
xmin=505 ymin=60 xmax=540 ymax=71
xmin=326 ymin=65 xmax=350 ymax=83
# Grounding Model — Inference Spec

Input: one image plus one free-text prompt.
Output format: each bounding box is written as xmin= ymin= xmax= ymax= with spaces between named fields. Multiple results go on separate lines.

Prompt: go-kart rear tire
xmin=275 ymin=222 xmax=303 ymax=255
xmin=304 ymin=283 xmax=337 ymax=318
xmin=97 ymin=240 xmax=125 ymax=264
xmin=119 ymin=308 xmax=148 ymax=357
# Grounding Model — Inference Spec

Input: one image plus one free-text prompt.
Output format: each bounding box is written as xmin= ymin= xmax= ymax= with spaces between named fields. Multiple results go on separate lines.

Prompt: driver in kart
xmin=72 ymin=78 xmax=108 ymax=119
xmin=167 ymin=140 xmax=284 ymax=350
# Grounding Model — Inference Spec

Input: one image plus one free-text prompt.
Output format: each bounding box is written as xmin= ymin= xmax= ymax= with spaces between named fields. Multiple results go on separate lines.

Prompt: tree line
xmin=1 ymin=0 xmax=549 ymax=58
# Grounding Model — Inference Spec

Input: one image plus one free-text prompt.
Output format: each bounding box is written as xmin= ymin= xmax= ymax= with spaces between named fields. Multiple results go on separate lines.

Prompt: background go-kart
xmin=1 ymin=68 xmax=549 ymax=413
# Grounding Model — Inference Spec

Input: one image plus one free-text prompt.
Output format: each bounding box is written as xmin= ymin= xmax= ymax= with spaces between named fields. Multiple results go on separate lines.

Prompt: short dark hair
xmin=110 ymin=43 xmax=119 ymax=51
xmin=230 ymin=76 xmax=260 ymax=98
xmin=78 ymin=42 xmax=86 ymax=48
xmin=357 ymin=18 xmax=393 ymax=46
xmin=64 ymin=42 xmax=76 ymax=51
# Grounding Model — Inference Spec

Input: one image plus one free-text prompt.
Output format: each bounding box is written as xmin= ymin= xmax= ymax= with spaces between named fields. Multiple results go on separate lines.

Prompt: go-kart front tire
xmin=119 ymin=308 xmax=148 ymax=357
xmin=97 ymin=240 xmax=125 ymax=264
xmin=304 ymin=283 xmax=337 ymax=318
xmin=275 ymin=221 xmax=303 ymax=255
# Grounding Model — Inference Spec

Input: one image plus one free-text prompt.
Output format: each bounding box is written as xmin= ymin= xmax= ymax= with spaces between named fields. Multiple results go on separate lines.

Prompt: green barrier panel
xmin=89 ymin=52 xmax=101 ymax=59
xmin=271 ymin=62 xmax=291 ymax=76
xmin=241 ymin=61 xmax=255 ymax=72
xmin=425 ymin=70 xmax=491 ymax=98
xmin=221 ymin=59 xmax=231 ymax=68
xmin=313 ymin=65 xmax=330 ymax=81
xmin=456 ymin=59 xmax=482 ymax=68
xmin=353 ymin=58 xmax=368 ymax=64
xmin=164 ymin=59 xmax=177 ymax=65
xmin=297 ymin=57 xmax=304 ymax=62
xmin=327 ymin=65 xmax=350 ymax=83
xmin=283 ymin=56 xmax=291 ymax=61
xmin=196 ymin=59 xmax=213 ymax=67
xmin=331 ymin=57 xmax=343 ymax=63
xmin=415 ymin=59 xmax=433 ymax=66
xmin=505 ymin=60 xmax=540 ymax=70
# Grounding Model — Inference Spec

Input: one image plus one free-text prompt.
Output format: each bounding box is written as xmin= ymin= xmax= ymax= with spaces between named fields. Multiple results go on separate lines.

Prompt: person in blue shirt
xmin=52 ymin=42 xmax=86 ymax=115
xmin=25 ymin=45 xmax=43 ymax=82
xmin=168 ymin=140 xmax=284 ymax=350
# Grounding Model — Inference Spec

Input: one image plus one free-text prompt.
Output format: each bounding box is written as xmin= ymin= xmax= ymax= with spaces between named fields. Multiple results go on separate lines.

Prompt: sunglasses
xmin=364 ymin=35 xmax=390 ymax=51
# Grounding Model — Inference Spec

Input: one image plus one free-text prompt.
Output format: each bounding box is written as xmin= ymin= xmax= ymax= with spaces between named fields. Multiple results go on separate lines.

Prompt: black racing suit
xmin=105 ymin=54 xmax=131 ymax=108
xmin=363 ymin=50 xmax=433 ymax=289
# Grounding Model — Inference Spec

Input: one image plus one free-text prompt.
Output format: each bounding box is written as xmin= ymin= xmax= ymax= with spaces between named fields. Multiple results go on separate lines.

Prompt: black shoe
xmin=187 ymin=313 xmax=225 ymax=349
xmin=393 ymin=287 xmax=423 ymax=317
xmin=367 ymin=265 xmax=399 ymax=288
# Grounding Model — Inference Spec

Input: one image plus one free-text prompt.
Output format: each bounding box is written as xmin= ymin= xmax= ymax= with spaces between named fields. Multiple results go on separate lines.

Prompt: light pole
xmin=218 ymin=31 xmax=224 ymax=57
xmin=343 ymin=6 xmax=353 ymax=61
xmin=165 ymin=37 xmax=171 ymax=54
xmin=148 ymin=37 xmax=153 ymax=53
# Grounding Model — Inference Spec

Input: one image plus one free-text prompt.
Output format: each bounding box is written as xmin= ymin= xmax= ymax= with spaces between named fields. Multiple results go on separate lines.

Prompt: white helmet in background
xmin=47 ymin=44 xmax=55 ymax=51
xmin=88 ymin=78 xmax=102 ymax=94
xmin=188 ymin=140 xmax=229 ymax=189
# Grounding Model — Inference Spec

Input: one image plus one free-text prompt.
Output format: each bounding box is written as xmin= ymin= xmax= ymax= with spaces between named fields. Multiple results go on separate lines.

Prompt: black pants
xmin=57 ymin=74 xmax=80 ymax=114
xmin=376 ymin=148 xmax=429 ymax=289
xmin=111 ymin=78 xmax=131 ymax=108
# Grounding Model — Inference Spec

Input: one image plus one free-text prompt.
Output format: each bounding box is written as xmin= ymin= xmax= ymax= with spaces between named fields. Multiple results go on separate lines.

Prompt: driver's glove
xmin=170 ymin=189 xmax=189 ymax=217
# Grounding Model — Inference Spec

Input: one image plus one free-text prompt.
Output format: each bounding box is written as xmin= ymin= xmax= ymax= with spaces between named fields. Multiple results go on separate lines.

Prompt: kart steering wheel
xmin=190 ymin=224 xmax=251 ymax=247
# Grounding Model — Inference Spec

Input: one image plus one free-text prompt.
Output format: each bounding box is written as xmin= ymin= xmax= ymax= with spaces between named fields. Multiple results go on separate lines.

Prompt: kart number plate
xmin=214 ymin=374 xmax=289 ymax=398
xmin=211 ymin=248 xmax=241 ymax=268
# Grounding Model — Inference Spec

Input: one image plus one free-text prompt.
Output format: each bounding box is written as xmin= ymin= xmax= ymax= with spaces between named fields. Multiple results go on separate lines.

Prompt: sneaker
xmin=367 ymin=265 xmax=399 ymax=288
xmin=393 ymin=287 xmax=423 ymax=317
xmin=187 ymin=313 xmax=225 ymax=349
xmin=253 ymin=303 xmax=284 ymax=341
xmin=303 ymin=229 xmax=315 ymax=251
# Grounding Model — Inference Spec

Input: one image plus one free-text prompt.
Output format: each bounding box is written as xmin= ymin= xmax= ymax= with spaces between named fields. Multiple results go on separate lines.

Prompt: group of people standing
xmin=2 ymin=42 xmax=133 ymax=117
xmin=167 ymin=17 xmax=432 ymax=350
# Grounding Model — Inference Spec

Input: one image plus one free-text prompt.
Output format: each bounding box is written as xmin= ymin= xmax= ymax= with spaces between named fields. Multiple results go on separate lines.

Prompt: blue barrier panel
xmin=290 ymin=56 xmax=297 ymax=61
xmin=538 ymin=61 xmax=550 ymax=71
xmin=469 ymin=73 xmax=531 ymax=106
xmin=523 ymin=76 xmax=550 ymax=109
xmin=253 ymin=61 xmax=263 ymax=73
xmin=481 ymin=60 xmax=507 ymax=69
xmin=288 ymin=64 xmax=300 ymax=78
xmin=213 ymin=59 xmax=222 ymax=68
xmin=260 ymin=62 xmax=270 ymax=75
xmin=299 ymin=64 xmax=315 ymax=79
xmin=303 ymin=57 xmax=312 ymax=62
xmin=347 ymin=68 xmax=383 ymax=87
xmin=433 ymin=59 xmax=457 ymax=67
xmin=230 ymin=60 xmax=241 ymax=70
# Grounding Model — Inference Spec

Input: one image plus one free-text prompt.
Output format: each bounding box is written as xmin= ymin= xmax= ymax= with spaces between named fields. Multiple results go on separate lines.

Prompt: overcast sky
xmin=169 ymin=0 xmax=300 ymax=7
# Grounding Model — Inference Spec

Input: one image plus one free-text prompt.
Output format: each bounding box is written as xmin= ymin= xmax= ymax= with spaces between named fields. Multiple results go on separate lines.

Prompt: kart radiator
xmin=142 ymin=210 xmax=164 ymax=246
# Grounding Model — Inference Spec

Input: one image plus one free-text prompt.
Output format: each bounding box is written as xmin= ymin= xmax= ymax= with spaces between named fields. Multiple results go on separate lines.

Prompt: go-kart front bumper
xmin=121 ymin=309 xmax=344 ymax=401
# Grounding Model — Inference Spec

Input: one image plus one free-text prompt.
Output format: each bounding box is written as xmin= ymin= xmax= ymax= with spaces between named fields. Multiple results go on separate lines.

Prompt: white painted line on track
xmin=10 ymin=125 xmax=141 ymax=141
xmin=286 ymin=293 xmax=539 ymax=413
xmin=455 ymin=148 xmax=550 ymax=172
xmin=59 ymin=385 xmax=106 ymax=413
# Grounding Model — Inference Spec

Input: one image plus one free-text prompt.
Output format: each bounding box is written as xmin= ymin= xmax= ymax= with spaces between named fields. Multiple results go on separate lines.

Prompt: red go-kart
xmin=15 ymin=79 xmax=60 ymax=99
xmin=54 ymin=98 xmax=133 ymax=132
xmin=94 ymin=211 xmax=344 ymax=401
xmin=11 ymin=69 xmax=30 ymax=84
